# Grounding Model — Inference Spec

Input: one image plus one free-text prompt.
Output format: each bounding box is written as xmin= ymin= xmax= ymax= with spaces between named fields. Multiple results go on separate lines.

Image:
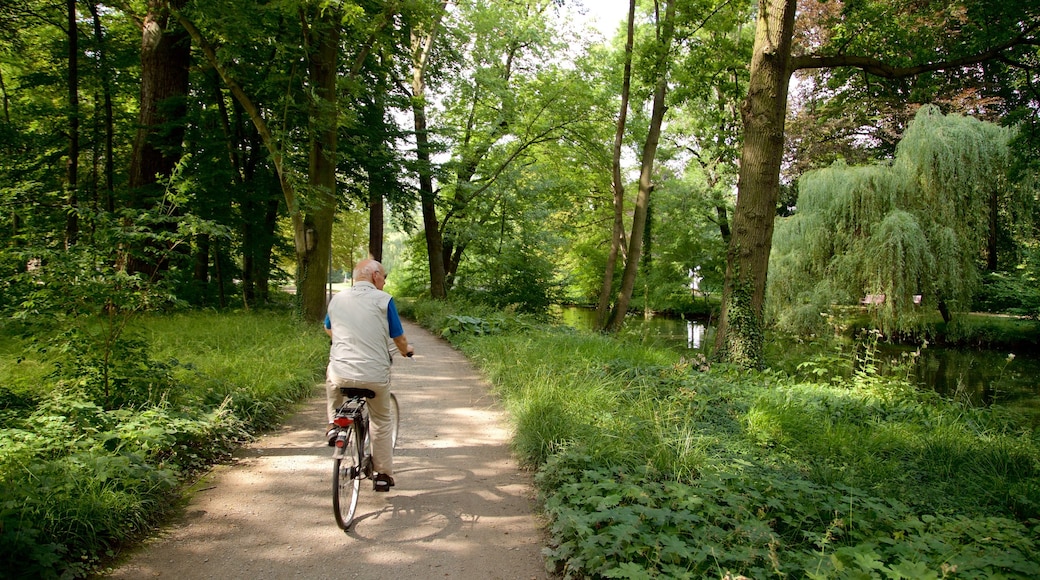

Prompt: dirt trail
xmin=106 ymin=320 xmax=549 ymax=580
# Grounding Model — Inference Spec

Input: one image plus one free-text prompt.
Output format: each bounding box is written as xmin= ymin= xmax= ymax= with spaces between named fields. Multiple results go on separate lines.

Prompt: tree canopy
xmin=0 ymin=0 xmax=1037 ymax=349
xmin=769 ymin=105 xmax=1017 ymax=335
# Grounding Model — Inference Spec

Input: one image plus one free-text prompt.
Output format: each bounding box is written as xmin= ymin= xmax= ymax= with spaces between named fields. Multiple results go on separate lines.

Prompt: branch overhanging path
xmin=107 ymin=320 xmax=548 ymax=579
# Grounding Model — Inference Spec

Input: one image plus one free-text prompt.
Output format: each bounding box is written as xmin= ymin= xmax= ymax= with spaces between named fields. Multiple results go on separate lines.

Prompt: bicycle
xmin=331 ymin=387 xmax=399 ymax=530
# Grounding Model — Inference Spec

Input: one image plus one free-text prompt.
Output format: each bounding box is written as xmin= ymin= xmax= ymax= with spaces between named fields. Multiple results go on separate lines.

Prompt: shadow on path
xmin=105 ymin=321 xmax=548 ymax=580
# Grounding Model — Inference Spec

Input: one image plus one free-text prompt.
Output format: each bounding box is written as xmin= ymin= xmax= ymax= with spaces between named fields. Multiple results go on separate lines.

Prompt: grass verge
xmin=401 ymin=299 xmax=1040 ymax=579
xmin=0 ymin=310 xmax=328 ymax=579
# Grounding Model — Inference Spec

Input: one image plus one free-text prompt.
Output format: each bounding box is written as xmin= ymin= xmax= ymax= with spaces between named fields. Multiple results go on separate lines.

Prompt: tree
xmin=714 ymin=0 xmax=1040 ymax=368
xmin=768 ymin=106 xmax=1015 ymax=335
xmin=408 ymin=0 xmax=601 ymax=298
xmin=594 ymin=0 xmax=636 ymax=328
xmin=713 ymin=0 xmax=796 ymax=367
xmin=605 ymin=0 xmax=677 ymax=331
xmin=297 ymin=6 xmax=339 ymax=322
xmin=127 ymin=0 xmax=189 ymax=213
xmin=407 ymin=0 xmax=450 ymax=298
xmin=176 ymin=0 xmax=399 ymax=320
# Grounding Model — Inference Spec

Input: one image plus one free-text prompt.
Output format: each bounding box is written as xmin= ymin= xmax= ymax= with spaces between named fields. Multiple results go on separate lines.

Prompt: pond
xmin=557 ymin=307 xmax=1040 ymax=422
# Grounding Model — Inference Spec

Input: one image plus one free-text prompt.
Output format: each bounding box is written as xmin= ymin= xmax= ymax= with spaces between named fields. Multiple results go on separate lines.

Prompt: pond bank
xmin=558 ymin=306 xmax=1040 ymax=422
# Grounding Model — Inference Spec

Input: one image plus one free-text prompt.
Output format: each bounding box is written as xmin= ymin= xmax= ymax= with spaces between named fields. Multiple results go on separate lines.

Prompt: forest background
xmin=2 ymin=0 xmax=1040 ymax=577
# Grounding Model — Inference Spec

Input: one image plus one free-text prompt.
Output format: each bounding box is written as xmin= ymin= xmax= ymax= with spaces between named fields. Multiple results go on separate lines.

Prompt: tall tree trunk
xmin=65 ymin=0 xmax=80 ymax=248
xmin=414 ymin=93 xmax=445 ymax=297
xmin=87 ymin=1 xmax=115 ymax=211
xmin=410 ymin=5 xmax=448 ymax=299
xmin=713 ymin=0 xmax=796 ymax=368
xmin=298 ymin=13 xmax=339 ymax=322
xmin=365 ymin=96 xmax=386 ymax=262
xmin=126 ymin=0 xmax=190 ymax=275
xmin=595 ymin=0 xmax=636 ymax=329
xmin=128 ymin=0 xmax=189 ymax=195
xmin=607 ymin=0 xmax=675 ymax=332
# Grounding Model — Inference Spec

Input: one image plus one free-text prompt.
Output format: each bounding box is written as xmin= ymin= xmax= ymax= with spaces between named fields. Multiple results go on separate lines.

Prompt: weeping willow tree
xmin=768 ymin=105 xmax=1014 ymax=335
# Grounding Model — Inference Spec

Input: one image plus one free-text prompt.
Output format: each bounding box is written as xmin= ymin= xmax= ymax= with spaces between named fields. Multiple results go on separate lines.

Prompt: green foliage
xmin=6 ymin=235 xmax=185 ymax=409
xmin=458 ymin=235 xmax=564 ymax=314
xmin=414 ymin=300 xmax=1040 ymax=579
xmin=769 ymin=106 xmax=1018 ymax=336
xmin=0 ymin=310 xmax=328 ymax=578
xmin=541 ymin=457 xmax=1040 ymax=579
xmin=975 ymin=247 xmax=1040 ymax=319
xmin=440 ymin=315 xmax=500 ymax=338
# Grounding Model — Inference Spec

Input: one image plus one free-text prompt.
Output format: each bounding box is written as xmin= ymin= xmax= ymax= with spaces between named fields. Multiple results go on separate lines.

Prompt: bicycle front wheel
xmin=389 ymin=392 xmax=399 ymax=449
xmin=332 ymin=424 xmax=364 ymax=530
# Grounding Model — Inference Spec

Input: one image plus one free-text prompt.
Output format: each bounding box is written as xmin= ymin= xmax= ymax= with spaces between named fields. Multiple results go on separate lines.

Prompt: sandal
xmin=373 ymin=472 xmax=395 ymax=492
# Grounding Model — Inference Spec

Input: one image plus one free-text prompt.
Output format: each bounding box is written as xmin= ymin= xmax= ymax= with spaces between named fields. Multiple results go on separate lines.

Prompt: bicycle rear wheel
xmin=389 ymin=392 xmax=399 ymax=449
xmin=332 ymin=424 xmax=364 ymax=530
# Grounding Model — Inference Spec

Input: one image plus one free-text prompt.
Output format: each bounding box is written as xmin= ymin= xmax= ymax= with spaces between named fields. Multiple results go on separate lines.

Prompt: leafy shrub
xmin=539 ymin=456 xmax=1040 ymax=579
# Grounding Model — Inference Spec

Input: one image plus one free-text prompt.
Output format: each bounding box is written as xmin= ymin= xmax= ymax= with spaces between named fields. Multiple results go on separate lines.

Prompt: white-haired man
xmin=324 ymin=258 xmax=413 ymax=492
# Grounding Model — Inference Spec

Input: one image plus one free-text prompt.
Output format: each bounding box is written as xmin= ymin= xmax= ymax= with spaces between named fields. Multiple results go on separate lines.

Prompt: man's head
xmin=354 ymin=259 xmax=387 ymax=290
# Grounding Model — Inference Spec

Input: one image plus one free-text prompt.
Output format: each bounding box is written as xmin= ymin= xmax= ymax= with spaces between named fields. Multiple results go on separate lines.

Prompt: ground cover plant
xmin=0 ymin=311 xmax=328 ymax=579
xmin=403 ymin=300 xmax=1040 ymax=579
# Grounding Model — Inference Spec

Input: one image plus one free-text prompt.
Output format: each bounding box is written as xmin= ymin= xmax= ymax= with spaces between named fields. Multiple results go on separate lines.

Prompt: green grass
xmin=140 ymin=311 xmax=328 ymax=425
xmin=414 ymin=300 xmax=1040 ymax=579
xmin=0 ymin=309 xmax=329 ymax=579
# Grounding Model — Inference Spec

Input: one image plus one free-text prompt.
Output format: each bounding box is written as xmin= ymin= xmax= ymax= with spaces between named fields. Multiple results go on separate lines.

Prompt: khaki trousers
xmin=326 ymin=375 xmax=394 ymax=476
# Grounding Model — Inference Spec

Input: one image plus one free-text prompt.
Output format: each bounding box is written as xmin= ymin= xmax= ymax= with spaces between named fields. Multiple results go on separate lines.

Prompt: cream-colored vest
xmin=326 ymin=282 xmax=392 ymax=384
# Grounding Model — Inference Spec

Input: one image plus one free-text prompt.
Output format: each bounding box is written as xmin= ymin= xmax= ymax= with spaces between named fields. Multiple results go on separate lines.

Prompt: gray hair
xmin=353 ymin=259 xmax=383 ymax=281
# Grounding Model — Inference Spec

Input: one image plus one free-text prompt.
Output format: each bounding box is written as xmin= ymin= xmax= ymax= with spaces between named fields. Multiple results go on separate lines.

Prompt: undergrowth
xmin=0 ymin=310 xmax=328 ymax=579
xmin=409 ymin=299 xmax=1040 ymax=579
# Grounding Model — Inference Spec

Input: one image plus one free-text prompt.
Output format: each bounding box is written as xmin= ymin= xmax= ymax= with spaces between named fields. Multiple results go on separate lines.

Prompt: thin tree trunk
xmin=369 ymin=186 xmax=384 ymax=262
xmin=595 ymin=0 xmax=636 ymax=329
xmin=410 ymin=4 xmax=449 ymax=298
xmin=87 ymin=1 xmax=114 ymax=210
xmin=607 ymin=0 xmax=675 ymax=332
xmin=257 ymin=196 xmax=279 ymax=303
xmin=714 ymin=0 xmax=797 ymax=368
xmin=65 ymin=0 xmax=80 ymax=247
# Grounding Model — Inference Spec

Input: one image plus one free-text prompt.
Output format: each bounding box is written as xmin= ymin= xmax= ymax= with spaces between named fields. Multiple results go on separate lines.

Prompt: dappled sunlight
xmin=108 ymin=320 xmax=547 ymax=579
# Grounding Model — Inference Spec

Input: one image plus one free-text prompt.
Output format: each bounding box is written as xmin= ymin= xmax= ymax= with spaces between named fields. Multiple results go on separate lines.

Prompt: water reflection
xmin=688 ymin=321 xmax=705 ymax=350
xmin=557 ymin=307 xmax=714 ymax=352
xmin=557 ymin=307 xmax=1040 ymax=416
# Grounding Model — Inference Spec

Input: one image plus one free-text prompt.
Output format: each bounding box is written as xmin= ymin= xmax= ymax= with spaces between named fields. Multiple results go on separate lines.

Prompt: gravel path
xmin=106 ymin=320 xmax=549 ymax=579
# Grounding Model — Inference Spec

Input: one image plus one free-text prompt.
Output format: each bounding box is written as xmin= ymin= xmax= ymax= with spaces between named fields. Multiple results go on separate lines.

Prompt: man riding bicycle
xmin=324 ymin=258 xmax=413 ymax=492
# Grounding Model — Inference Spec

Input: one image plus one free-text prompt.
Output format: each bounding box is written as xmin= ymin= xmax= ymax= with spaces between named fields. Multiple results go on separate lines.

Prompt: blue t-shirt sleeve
xmin=387 ymin=298 xmax=404 ymax=338
xmin=324 ymin=314 xmax=331 ymax=329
